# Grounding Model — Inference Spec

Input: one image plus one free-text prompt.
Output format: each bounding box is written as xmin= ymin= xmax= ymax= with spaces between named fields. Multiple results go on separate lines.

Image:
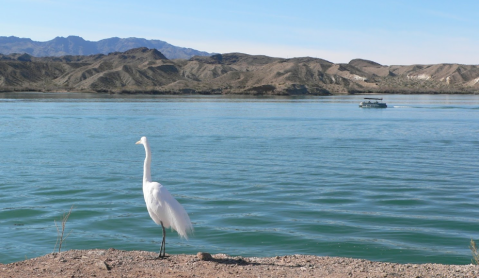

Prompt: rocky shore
xmin=2 ymin=249 xmax=478 ymax=278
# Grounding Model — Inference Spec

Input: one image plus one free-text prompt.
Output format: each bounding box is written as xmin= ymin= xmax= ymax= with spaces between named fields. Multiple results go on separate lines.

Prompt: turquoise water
xmin=1 ymin=92 xmax=479 ymax=265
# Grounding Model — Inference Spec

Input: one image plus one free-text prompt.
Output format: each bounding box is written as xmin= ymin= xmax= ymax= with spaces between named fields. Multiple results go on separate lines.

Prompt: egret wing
xmin=144 ymin=181 xmax=193 ymax=239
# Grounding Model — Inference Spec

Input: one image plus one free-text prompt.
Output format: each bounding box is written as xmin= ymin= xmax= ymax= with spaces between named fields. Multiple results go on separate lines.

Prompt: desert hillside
xmin=1 ymin=47 xmax=478 ymax=95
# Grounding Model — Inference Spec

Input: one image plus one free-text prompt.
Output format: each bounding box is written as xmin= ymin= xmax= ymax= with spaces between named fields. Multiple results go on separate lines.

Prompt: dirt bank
xmin=2 ymin=249 xmax=478 ymax=277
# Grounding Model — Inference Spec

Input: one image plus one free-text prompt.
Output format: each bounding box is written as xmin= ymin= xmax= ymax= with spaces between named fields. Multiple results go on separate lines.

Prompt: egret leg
xmin=158 ymin=221 xmax=166 ymax=258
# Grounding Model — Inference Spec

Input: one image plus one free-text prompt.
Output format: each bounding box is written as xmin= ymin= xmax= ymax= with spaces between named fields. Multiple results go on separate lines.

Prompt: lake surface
xmin=1 ymin=92 xmax=478 ymax=265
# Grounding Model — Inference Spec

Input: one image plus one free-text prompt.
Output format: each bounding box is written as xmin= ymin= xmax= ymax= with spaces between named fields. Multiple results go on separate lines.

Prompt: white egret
xmin=136 ymin=136 xmax=193 ymax=258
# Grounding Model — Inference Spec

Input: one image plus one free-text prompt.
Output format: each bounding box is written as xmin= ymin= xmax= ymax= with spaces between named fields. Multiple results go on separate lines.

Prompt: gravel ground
xmin=1 ymin=249 xmax=478 ymax=278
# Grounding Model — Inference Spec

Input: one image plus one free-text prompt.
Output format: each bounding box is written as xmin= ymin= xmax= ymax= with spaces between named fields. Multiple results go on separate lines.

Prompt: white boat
xmin=359 ymin=98 xmax=387 ymax=108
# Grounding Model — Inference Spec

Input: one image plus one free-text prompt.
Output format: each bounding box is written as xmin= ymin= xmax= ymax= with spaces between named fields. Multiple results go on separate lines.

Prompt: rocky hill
xmin=0 ymin=36 xmax=212 ymax=59
xmin=0 ymin=48 xmax=478 ymax=95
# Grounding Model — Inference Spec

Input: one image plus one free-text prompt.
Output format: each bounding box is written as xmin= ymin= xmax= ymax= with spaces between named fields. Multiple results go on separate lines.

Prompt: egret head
xmin=136 ymin=136 xmax=148 ymax=145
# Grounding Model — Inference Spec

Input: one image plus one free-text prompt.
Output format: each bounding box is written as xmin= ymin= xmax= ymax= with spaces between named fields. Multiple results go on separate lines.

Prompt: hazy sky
xmin=2 ymin=0 xmax=478 ymax=65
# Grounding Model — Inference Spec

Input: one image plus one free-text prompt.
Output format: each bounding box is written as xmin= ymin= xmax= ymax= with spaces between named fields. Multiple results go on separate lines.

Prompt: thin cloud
xmin=426 ymin=10 xmax=471 ymax=23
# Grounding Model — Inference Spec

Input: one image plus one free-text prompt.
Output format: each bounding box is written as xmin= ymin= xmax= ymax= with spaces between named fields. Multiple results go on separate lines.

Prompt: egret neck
xmin=141 ymin=140 xmax=152 ymax=183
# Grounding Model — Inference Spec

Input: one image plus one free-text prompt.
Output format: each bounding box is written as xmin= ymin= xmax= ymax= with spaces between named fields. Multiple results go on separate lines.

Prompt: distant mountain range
xmin=0 ymin=47 xmax=478 ymax=95
xmin=0 ymin=36 xmax=212 ymax=59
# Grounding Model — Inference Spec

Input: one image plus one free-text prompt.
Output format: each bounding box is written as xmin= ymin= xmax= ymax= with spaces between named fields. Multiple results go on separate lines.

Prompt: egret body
xmin=136 ymin=136 xmax=193 ymax=258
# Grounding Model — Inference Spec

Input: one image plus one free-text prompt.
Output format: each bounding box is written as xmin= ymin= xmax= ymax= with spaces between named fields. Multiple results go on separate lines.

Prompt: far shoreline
xmin=0 ymin=90 xmax=478 ymax=96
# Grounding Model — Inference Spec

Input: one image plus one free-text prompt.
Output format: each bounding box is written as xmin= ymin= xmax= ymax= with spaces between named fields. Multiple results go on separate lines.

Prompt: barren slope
xmin=1 ymin=49 xmax=479 ymax=95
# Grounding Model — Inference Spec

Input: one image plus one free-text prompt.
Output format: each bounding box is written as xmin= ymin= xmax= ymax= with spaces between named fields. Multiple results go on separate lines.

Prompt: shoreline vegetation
xmin=2 ymin=249 xmax=478 ymax=277
xmin=1 ymin=47 xmax=479 ymax=96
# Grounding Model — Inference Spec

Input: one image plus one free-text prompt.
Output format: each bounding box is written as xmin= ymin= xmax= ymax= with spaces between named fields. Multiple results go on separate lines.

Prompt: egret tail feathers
xmin=164 ymin=201 xmax=194 ymax=239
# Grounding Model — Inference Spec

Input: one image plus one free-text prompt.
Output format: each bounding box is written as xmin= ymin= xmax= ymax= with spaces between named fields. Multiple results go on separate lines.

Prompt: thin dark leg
xmin=161 ymin=221 xmax=166 ymax=257
xmin=158 ymin=221 xmax=166 ymax=258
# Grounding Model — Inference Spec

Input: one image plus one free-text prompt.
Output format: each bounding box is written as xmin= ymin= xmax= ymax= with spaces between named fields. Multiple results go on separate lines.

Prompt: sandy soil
xmin=1 ymin=249 xmax=478 ymax=278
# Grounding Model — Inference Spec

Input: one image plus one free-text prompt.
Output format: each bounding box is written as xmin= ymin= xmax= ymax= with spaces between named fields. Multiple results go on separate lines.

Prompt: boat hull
xmin=359 ymin=102 xmax=387 ymax=108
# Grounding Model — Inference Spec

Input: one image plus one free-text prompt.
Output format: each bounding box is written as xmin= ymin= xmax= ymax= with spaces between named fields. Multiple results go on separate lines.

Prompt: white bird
xmin=136 ymin=136 xmax=193 ymax=258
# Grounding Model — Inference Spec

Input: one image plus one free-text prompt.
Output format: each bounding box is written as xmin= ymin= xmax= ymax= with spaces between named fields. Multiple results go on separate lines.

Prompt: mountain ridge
xmin=0 ymin=35 xmax=213 ymax=59
xmin=0 ymin=48 xmax=478 ymax=95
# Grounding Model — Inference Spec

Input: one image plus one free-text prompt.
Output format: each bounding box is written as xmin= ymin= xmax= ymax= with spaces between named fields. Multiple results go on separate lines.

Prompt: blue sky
xmin=2 ymin=0 xmax=479 ymax=65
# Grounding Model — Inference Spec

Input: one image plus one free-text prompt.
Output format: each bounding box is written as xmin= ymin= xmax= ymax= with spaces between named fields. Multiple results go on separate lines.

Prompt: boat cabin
xmin=359 ymin=98 xmax=387 ymax=108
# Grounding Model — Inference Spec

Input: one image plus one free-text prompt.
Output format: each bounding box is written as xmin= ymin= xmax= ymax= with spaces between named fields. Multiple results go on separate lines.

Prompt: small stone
xmin=197 ymin=252 xmax=213 ymax=261
xmin=96 ymin=260 xmax=110 ymax=270
xmin=88 ymin=250 xmax=105 ymax=256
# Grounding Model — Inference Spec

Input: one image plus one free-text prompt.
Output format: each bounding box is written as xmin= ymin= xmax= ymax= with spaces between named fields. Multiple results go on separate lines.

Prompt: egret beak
xmin=136 ymin=140 xmax=141 ymax=144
